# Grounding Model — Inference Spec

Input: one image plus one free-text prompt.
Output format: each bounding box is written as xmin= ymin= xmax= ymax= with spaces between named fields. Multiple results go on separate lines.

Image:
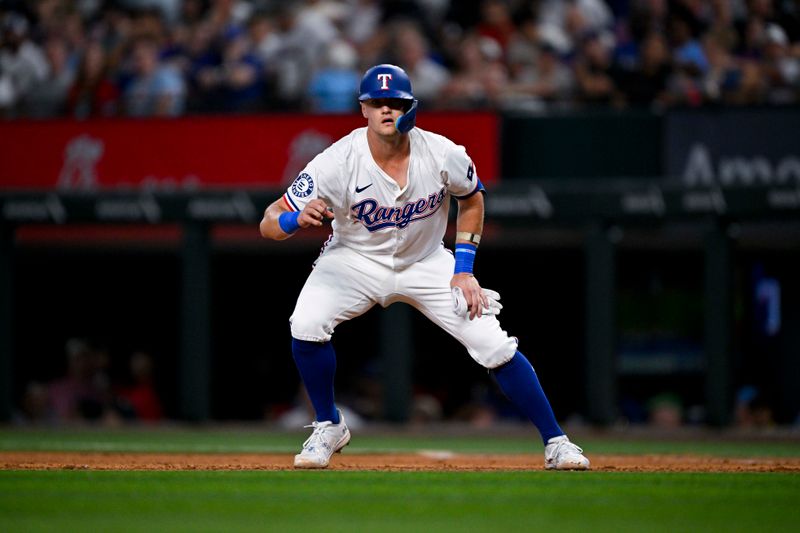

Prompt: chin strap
xmin=395 ymin=99 xmax=418 ymax=133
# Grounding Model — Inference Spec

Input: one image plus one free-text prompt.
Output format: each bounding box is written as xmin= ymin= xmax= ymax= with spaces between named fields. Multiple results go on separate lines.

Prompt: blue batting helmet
xmin=359 ymin=64 xmax=414 ymax=101
xmin=358 ymin=64 xmax=418 ymax=133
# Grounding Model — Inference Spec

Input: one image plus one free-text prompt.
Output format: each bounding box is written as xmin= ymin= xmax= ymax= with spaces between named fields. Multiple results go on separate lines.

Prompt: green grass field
xmin=1 ymin=427 xmax=799 ymax=532
xmin=2 ymin=427 xmax=800 ymax=456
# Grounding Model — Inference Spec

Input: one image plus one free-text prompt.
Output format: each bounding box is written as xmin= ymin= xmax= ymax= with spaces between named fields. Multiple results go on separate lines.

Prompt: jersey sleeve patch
xmin=290 ymin=173 xmax=315 ymax=198
xmin=283 ymin=171 xmax=317 ymax=212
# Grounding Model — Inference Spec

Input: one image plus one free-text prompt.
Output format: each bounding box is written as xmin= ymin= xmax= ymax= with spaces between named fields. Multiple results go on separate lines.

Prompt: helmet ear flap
xmin=395 ymin=99 xmax=418 ymax=133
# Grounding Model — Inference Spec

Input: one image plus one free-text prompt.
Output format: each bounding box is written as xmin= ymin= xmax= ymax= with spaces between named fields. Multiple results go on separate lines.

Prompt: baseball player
xmin=260 ymin=64 xmax=589 ymax=470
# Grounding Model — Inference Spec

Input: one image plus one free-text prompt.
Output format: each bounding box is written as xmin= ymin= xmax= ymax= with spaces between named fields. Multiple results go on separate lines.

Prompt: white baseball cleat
xmin=544 ymin=435 xmax=590 ymax=470
xmin=293 ymin=411 xmax=351 ymax=469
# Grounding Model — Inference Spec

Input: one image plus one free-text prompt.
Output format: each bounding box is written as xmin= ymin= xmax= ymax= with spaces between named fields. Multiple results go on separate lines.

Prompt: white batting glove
xmin=451 ymin=287 xmax=503 ymax=318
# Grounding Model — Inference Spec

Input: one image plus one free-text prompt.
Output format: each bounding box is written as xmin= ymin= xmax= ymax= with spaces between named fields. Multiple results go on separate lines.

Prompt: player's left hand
xmin=450 ymin=274 xmax=489 ymax=320
xmin=452 ymin=286 xmax=503 ymax=319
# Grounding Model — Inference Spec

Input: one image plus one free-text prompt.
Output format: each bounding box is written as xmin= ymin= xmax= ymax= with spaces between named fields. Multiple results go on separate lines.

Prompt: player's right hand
xmin=298 ymin=199 xmax=334 ymax=228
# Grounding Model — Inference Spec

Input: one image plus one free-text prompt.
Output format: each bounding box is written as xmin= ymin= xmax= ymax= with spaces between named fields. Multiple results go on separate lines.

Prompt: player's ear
xmin=360 ymin=102 xmax=368 ymax=119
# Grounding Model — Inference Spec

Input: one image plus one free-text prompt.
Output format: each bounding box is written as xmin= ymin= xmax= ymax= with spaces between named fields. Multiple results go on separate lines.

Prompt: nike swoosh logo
xmin=355 ymin=183 xmax=373 ymax=193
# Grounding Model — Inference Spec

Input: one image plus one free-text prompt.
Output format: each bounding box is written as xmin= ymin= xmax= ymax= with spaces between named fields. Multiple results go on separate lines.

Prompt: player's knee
xmin=469 ymin=336 xmax=517 ymax=369
xmin=289 ymin=313 xmax=332 ymax=343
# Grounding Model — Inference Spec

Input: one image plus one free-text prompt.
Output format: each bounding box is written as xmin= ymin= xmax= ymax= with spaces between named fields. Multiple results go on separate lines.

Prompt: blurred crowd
xmin=16 ymin=338 xmax=164 ymax=425
xmin=1 ymin=0 xmax=799 ymax=119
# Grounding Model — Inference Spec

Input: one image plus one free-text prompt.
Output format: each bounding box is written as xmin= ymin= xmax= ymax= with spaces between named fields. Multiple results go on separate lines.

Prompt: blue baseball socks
xmin=291 ymin=338 xmax=340 ymax=424
xmin=292 ymin=339 xmax=563 ymax=441
xmin=491 ymin=351 xmax=564 ymax=444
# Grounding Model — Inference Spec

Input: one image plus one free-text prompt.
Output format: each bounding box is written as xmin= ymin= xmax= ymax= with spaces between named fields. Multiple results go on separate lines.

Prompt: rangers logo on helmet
xmin=377 ymin=73 xmax=392 ymax=89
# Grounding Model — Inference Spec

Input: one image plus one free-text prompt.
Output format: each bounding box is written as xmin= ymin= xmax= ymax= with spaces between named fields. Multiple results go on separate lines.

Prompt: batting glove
xmin=451 ymin=287 xmax=503 ymax=318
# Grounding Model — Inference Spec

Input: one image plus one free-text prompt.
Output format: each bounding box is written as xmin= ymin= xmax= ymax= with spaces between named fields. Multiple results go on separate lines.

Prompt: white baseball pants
xmin=290 ymin=245 xmax=518 ymax=369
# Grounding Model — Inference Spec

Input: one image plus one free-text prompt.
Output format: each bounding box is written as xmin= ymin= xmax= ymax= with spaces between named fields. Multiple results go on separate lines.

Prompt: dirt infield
xmin=2 ymin=451 xmax=799 ymax=472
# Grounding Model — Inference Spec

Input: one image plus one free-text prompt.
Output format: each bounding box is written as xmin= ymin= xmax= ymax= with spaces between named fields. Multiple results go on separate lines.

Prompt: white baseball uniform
xmin=281 ymin=127 xmax=517 ymax=368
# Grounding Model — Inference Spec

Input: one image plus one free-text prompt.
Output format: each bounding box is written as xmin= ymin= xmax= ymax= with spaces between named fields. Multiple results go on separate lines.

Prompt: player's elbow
xmin=259 ymin=214 xmax=292 ymax=241
xmin=259 ymin=201 xmax=291 ymax=241
xmin=259 ymin=217 xmax=280 ymax=240
xmin=259 ymin=217 xmax=271 ymax=239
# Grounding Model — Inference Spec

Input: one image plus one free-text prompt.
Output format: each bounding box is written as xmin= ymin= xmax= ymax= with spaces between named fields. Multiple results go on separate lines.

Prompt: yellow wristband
xmin=456 ymin=232 xmax=481 ymax=245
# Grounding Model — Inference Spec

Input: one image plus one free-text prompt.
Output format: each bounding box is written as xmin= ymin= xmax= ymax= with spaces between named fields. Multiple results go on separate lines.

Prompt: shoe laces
xmin=302 ymin=420 xmax=334 ymax=450
xmin=547 ymin=438 xmax=584 ymax=460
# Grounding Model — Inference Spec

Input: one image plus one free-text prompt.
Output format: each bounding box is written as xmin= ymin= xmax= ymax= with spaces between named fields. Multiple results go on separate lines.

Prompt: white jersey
xmin=281 ymin=127 xmax=483 ymax=270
